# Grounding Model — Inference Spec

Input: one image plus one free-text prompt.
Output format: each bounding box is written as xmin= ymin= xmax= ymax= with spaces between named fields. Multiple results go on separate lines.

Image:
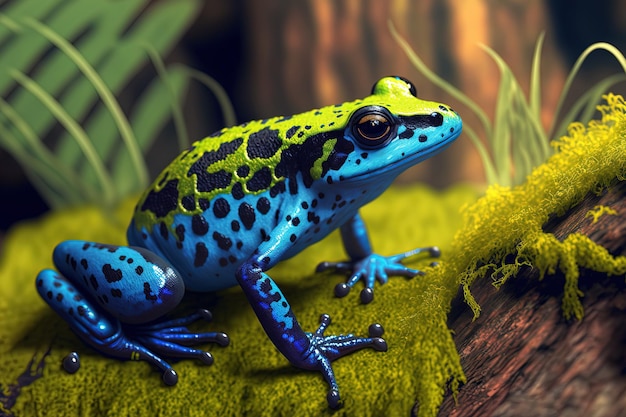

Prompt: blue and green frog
xmin=36 ymin=76 xmax=462 ymax=408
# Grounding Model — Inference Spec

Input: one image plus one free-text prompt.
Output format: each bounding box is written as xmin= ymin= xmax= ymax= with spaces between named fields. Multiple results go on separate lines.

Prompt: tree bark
xmin=438 ymin=180 xmax=626 ymax=417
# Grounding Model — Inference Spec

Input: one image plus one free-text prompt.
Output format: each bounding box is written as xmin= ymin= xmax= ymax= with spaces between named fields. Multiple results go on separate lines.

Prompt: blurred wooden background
xmin=2 ymin=0 xmax=626 ymax=229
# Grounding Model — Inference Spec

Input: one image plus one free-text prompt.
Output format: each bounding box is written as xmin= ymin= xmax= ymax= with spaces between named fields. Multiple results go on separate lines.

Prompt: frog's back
xmin=127 ymin=108 xmax=359 ymax=292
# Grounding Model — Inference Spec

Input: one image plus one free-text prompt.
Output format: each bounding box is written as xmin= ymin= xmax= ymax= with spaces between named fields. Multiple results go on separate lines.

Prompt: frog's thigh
xmin=49 ymin=240 xmax=185 ymax=324
xmin=36 ymin=268 xmax=122 ymax=341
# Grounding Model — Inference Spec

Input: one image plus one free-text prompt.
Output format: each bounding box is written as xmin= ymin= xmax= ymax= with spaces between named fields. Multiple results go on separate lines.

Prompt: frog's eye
xmin=350 ymin=106 xmax=397 ymax=148
xmin=371 ymin=76 xmax=417 ymax=97
xmin=394 ymin=76 xmax=417 ymax=97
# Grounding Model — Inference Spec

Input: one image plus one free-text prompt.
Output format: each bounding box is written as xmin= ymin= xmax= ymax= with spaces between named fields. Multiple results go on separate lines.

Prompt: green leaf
xmin=0 ymin=0 xmax=204 ymax=209
xmin=111 ymin=66 xmax=190 ymax=196
xmin=549 ymin=42 xmax=626 ymax=138
xmin=10 ymin=68 xmax=115 ymax=202
xmin=54 ymin=0 xmax=201 ymax=191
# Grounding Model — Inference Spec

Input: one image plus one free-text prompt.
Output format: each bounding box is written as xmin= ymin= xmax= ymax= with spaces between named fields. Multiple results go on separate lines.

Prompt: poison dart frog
xmin=36 ymin=76 xmax=462 ymax=408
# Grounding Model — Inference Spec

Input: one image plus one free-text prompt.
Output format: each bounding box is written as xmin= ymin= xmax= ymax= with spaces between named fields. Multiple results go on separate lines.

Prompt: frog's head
xmin=328 ymin=76 xmax=462 ymax=184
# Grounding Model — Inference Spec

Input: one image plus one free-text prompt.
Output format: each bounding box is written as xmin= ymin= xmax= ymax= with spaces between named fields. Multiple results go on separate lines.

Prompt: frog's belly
xmin=127 ymin=210 xmax=278 ymax=292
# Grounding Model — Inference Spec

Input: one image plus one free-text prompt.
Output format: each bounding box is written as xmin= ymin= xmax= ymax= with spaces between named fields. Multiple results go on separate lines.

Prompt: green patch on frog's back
xmin=132 ymin=101 xmax=363 ymax=232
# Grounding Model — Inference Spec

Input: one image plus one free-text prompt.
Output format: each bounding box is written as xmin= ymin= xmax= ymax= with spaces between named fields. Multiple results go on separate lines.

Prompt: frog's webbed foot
xmin=316 ymin=246 xmax=440 ymax=304
xmin=237 ymin=264 xmax=388 ymax=408
xmin=301 ymin=314 xmax=386 ymax=409
xmin=124 ymin=309 xmax=230 ymax=385
xmin=58 ymin=304 xmax=229 ymax=385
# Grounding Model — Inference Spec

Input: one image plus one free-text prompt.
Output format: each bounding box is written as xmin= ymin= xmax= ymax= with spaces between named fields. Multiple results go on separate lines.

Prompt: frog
xmin=35 ymin=76 xmax=462 ymax=408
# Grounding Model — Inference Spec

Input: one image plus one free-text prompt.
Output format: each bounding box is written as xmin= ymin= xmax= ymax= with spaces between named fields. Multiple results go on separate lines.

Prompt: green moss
xmin=585 ymin=205 xmax=618 ymax=223
xmin=432 ymin=94 xmax=626 ymax=321
xmin=0 ymin=184 xmax=477 ymax=417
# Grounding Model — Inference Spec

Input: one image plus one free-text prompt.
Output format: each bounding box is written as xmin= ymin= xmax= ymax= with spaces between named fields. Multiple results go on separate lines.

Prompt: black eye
xmin=350 ymin=106 xmax=396 ymax=148
xmin=357 ymin=114 xmax=390 ymax=140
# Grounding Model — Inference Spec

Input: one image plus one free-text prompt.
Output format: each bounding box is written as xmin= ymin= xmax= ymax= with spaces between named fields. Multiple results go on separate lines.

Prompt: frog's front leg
xmin=316 ymin=212 xmax=441 ymax=303
xmin=36 ymin=241 xmax=229 ymax=384
xmin=237 ymin=251 xmax=386 ymax=409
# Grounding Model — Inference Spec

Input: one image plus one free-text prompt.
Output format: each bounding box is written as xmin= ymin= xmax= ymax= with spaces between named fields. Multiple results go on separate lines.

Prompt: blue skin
xmin=36 ymin=77 xmax=462 ymax=408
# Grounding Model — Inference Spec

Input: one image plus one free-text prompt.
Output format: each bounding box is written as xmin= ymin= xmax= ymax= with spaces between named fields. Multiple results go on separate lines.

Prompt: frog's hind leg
xmin=37 ymin=268 xmax=182 ymax=383
xmin=36 ymin=241 xmax=229 ymax=385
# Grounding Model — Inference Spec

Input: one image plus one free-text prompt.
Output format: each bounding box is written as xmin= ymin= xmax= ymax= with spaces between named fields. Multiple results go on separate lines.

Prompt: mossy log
xmin=438 ymin=180 xmax=626 ymax=417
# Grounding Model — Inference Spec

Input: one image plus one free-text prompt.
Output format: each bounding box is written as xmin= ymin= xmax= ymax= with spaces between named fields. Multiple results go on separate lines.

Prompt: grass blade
xmin=463 ymin=124 xmax=498 ymax=185
xmin=54 ymin=0 xmax=199 ymax=189
xmin=529 ymin=32 xmax=545 ymax=119
xmin=549 ymin=42 xmax=626 ymax=138
xmin=111 ymin=67 xmax=190 ymax=196
xmin=178 ymin=65 xmax=237 ymax=127
xmin=1 ymin=1 xmax=148 ymax=179
xmin=0 ymin=122 xmax=79 ymax=207
xmin=481 ymin=44 xmax=516 ymax=185
xmin=142 ymin=44 xmax=190 ymax=151
xmin=0 ymin=0 xmax=210 ymax=208
xmin=10 ymin=68 xmax=114 ymax=204
xmin=23 ymin=17 xmax=149 ymax=189
xmin=392 ymin=18 xmax=626 ymax=188
xmin=0 ymin=96 xmax=89 ymax=200
xmin=552 ymin=73 xmax=626 ymax=139
xmin=389 ymin=20 xmax=493 ymax=141
xmin=0 ymin=0 xmax=57 ymax=42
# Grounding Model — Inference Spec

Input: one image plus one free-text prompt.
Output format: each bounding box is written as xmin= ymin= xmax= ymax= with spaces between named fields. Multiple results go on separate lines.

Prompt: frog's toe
xmin=333 ymin=282 xmax=352 ymax=298
xmin=334 ymin=273 xmax=374 ymax=302
xmin=383 ymin=263 xmax=420 ymax=277
xmin=129 ymin=310 xmax=229 ymax=364
xmin=368 ymin=323 xmax=385 ymax=338
xmin=327 ymin=248 xmax=441 ymax=302
xmin=136 ymin=335 xmax=215 ymax=363
xmin=360 ymin=287 xmax=374 ymax=304
xmin=332 ymin=258 xmax=417 ymax=303
xmin=388 ymin=245 xmax=441 ymax=262
xmin=139 ymin=329 xmax=229 ymax=347
xmin=333 ymin=265 xmax=371 ymax=298
xmin=117 ymin=327 xmax=226 ymax=385
xmin=316 ymin=260 xmax=352 ymax=274
xmin=429 ymin=246 xmax=441 ymax=258
xmin=300 ymin=314 xmax=387 ymax=407
xmin=327 ymin=389 xmax=342 ymax=410
xmin=62 ymin=352 xmax=80 ymax=374
xmin=162 ymin=368 xmax=178 ymax=386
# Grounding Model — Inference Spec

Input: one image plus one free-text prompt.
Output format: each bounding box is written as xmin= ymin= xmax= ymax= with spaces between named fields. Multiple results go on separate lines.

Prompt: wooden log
xmin=437 ymin=181 xmax=626 ymax=416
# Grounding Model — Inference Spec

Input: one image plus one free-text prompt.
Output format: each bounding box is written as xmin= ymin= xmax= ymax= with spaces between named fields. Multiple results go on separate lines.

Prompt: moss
xmin=0 ymin=184 xmax=476 ymax=416
xmin=585 ymin=205 xmax=618 ymax=223
xmin=433 ymin=94 xmax=626 ymax=321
